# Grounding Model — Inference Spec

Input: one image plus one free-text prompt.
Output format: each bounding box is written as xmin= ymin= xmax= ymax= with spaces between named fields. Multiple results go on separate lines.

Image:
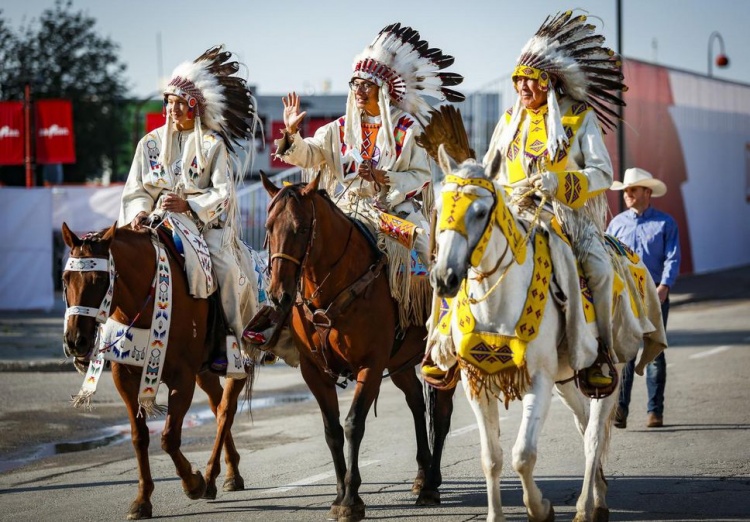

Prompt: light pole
xmin=24 ymin=82 xmax=34 ymax=188
xmin=707 ymin=31 xmax=730 ymax=77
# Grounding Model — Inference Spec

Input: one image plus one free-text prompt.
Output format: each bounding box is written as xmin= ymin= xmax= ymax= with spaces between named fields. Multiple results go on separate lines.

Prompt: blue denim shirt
xmin=606 ymin=206 xmax=681 ymax=287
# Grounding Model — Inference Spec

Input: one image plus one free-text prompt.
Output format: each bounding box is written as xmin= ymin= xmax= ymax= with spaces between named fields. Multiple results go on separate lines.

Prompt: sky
xmin=2 ymin=0 xmax=749 ymax=100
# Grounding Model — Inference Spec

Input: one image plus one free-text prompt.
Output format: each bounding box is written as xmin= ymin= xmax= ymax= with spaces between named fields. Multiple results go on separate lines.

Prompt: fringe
xmin=407 ymin=276 xmax=432 ymax=328
xmin=383 ymin=237 xmax=412 ymax=327
xmin=428 ymin=332 xmax=457 ymax=371
xmin=137 ymin=400 xmax=168 ymax=419
xmin=553 ymin=195 xmax=607 ymax=266
xmin=458 ymin=357 xmax=531 ymax=409
xmin=70 ymin=390 xmax=95 ymax=411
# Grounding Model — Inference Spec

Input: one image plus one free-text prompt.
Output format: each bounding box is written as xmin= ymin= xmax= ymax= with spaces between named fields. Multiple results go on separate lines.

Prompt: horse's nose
xmin=65 ymin=333 xmax=90 ymax=358
xmin=432 ymin=267 xmax=460 ymax=298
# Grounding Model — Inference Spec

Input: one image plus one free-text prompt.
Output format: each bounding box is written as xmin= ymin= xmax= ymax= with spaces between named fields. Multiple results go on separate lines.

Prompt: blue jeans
xmin=618 ymin=298 xmax=669 ymax=418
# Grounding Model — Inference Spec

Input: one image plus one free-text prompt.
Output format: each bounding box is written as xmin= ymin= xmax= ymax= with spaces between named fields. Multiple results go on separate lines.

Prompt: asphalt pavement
xmin=0 ymin=264 xmax=748 ymax=372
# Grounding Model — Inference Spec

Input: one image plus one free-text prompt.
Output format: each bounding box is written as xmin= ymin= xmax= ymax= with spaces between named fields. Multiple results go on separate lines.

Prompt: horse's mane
xmin=279 ymin=183 xmax=381 ymax=257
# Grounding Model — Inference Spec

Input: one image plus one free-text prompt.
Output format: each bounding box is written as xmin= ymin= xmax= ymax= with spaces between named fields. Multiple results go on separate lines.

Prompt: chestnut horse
xmin=260 ymin=173 xmax=454 ymax=522
xmin=62 ymin=222 xmax=249 ymax=520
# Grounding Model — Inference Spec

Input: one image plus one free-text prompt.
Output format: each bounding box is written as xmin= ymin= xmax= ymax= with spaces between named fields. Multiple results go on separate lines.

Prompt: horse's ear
xmin=260 ymin=170 xmax=280 ymax=197
xmin=486 ymin=150 xmax=502 ymax=180
xmin=61 ymin=222 xmax=82 ymax=248
xmin=101 ymin=222 xmax=117 ymax=242
xmin=437 ymin=143 xmax=456 ymax=179
xmin=301 ymin=170 xmax=322 ymax=196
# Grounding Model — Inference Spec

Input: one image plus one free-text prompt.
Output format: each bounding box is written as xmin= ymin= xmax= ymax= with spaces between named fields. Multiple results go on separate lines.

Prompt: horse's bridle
xmin=266 ymin=186 xmax=353 ymax=299
xmin=63 ymin=252 xmax=115 ymax=331
xmin=63 ymin=235 xmax=160 ymax=356
xmin=267 ymin=188 xmax=317 ymax=271
xmin=264 ymin=185 xmax=385 ymax=386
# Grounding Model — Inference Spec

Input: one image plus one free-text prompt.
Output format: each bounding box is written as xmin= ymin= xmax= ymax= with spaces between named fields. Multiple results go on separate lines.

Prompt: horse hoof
xmin=326 ymin=504 xmax=340 ymax=520
xmin=411 ymin=477 xmax=425 ymax=495
xmin=593 ymin=507 xmax=609 ymax=522
xmin=531 ymin=503 xmax=554 ymax=522
xmin=203 ymin=481 xmax=217 ymax=500
xmin=126 ymin=500 xmax=152 ymax=520
xmin=183 ymin=470 xmax=207 ymax=500
xmin=415 ymin=489 xmax=441 ymax=506
xmin=338 ymin=503 xmax=366 ymax=522
xmin=223 ymin=475 xmax=245 ymax=492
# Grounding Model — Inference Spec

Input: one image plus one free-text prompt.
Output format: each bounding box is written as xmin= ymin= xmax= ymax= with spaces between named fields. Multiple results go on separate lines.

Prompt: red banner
xmin=145 ymin=112 xmax=165 ymax=133
xmin=35 ymin=99 xmax=76 ymax=164
xmin=0 ymin=101 xmax=25 ymax=166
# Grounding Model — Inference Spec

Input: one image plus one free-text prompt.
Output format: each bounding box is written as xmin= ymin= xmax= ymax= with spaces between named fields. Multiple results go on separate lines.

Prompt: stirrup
xmin=575 ymin=341 xmax=618 ymax=399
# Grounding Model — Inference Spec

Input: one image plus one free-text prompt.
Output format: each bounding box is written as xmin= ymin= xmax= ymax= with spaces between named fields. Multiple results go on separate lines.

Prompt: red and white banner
xmin=0 ymin=101 xmax=25 ymax=166
xmin=36 ymin=99 xmax=76 ymax=164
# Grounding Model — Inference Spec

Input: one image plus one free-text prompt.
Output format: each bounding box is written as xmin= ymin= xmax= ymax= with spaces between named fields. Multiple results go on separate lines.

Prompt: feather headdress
xmin=163 ymin=45 xmax=261 ymax=170
xmin=351 ymin=23 xmax=465 ymax=121
xmin=513 ymin=10 xmax=627 ymax=131
xmin=498 ymin=10 xmax=627 ymax=159
xmin=345 ymin=23 xmax=465 ymax=171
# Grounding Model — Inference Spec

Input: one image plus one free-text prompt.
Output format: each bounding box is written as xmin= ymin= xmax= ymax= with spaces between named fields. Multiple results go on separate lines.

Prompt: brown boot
xmin=646 ymin=412 xmax=663 ymax=428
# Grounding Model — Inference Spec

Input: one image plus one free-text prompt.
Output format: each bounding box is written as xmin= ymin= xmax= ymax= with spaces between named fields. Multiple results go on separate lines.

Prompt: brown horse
xmin=61 ymin=222 xmax=249 ymax=520
xmin=259 ymin=172 xmax=454 ymax=522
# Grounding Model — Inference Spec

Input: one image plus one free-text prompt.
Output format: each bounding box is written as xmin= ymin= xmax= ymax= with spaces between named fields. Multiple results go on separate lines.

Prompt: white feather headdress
xmin=351 ymin=23 xmax=465 ymax=121
xmin=344 ymin=23 xmax=465 ymax=170
xmin=162 ymin=45 xmax=261 ymax=170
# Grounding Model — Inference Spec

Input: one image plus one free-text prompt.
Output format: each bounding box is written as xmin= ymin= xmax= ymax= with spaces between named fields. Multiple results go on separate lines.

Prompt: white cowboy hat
xmin=610 ymin=167 xmax=667 ymax=198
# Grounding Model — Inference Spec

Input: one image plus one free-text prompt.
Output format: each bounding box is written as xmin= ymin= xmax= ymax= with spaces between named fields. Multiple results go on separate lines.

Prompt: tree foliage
xmin=0 ymin=0 xmax=130 ymax=184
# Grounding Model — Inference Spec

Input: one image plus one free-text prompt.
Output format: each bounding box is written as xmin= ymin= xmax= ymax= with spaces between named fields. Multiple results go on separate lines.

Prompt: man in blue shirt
xmin=607 ymin=168 xmax=681 ymax=429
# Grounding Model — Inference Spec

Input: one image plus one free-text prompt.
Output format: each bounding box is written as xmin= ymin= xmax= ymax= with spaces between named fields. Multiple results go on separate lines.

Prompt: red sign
xmin=35 ymin=99 xmax=76 ymax=164
xmin=145 ymin=112 xmax=165 ymax=133
xmin=0 ymin=101 xmax=25 ymax=166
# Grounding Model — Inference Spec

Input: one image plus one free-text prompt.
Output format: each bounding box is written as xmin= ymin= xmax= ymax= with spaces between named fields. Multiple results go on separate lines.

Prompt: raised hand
xmin=282 ymin=92 xmax=307 ymax=134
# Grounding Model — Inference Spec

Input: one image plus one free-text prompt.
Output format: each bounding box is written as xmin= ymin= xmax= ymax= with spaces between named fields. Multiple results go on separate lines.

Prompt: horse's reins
xmin=267 ymin=186 xmax=387 ymax=387
xmin=449 ymin=181 xmax=546 ymax=305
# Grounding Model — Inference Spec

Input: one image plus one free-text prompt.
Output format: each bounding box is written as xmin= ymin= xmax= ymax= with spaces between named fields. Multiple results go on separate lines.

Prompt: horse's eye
xmin=475 ymin=208 xmax=488 ymax=220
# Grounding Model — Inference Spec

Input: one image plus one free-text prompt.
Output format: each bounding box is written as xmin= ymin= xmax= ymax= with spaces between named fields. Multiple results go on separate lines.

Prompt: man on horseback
xmin=483 ymin=10 xmax=629 ymax=389
xmin=268 ymin=24 xmax=464 ymax=328
xmin=119 ymin=46 xmax=263 ymax=368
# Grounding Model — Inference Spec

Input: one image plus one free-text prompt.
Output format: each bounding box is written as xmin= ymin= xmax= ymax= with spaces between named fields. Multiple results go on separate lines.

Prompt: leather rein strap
xmin=297 ymin=254 xmax=388 ymax=387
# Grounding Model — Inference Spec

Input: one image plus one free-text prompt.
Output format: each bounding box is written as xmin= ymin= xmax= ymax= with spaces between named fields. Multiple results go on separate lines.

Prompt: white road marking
xmin=448 ymin=418 xmax=508 ymax=438
xmin=449 ymin=424 xmax=478 ymax=437
xmin=264 ymin=460 xmax=379 ymax=494
xmin=689 ymin=345 xmax=732 ymax=359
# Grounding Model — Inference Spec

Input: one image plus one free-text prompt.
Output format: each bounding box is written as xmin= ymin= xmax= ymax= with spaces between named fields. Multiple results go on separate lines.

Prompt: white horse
xmin=428 ymin=144 xmax=666 ymax=522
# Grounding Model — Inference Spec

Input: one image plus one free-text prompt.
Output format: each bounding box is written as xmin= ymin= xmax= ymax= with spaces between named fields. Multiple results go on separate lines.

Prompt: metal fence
xmin=237 ymin=167 xmax=304 ymax=250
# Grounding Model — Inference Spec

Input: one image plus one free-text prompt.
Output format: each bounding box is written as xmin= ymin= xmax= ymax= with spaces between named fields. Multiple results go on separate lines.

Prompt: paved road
xmin=0 ymin=266 xmax=748 ymax=521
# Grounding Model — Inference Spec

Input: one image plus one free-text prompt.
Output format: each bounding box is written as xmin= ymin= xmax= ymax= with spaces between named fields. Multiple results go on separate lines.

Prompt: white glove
xmin=530 ymin=172 xmax=558 ymax=198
